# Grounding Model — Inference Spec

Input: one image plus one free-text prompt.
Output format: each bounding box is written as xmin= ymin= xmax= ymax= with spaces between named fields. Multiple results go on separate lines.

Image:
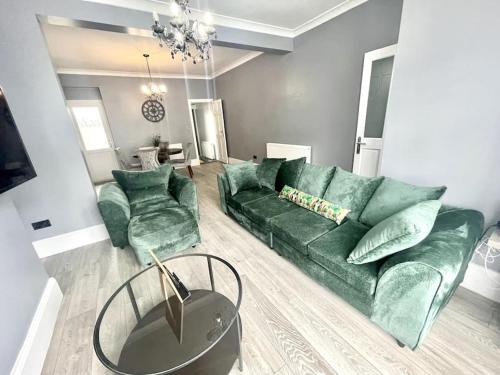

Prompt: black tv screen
xmin=0 ymin=88 xmax=36 ymax=194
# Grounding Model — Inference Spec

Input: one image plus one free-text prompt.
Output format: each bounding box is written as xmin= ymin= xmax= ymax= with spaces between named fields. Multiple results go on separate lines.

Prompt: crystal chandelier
xmin=141 ymin=53 xmax=167 ymax=101
xmin=151 ymin=0 xmax=216 ymax=64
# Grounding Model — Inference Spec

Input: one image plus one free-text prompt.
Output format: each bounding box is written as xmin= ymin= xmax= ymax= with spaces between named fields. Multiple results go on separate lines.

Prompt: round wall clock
xmin=142 ymin=100 xmax=165 ymax=122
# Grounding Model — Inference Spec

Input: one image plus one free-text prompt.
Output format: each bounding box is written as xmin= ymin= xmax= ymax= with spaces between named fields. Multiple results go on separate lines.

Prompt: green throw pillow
xmin=296 ymin=164 xmax=335 ymax=198
xmin=348 ymin=200 xmax=441 ymax=264
xmin=279 ymin=185 xmax=350 ymax=225
xmin=323 ymin=167 xmax=383 ymax=221
xmin=257 ymin=157 xmax=285 ymax=190
xmin=360 ymin=177 xmax=446 ymax=227
xmin=275 ymin=157 xmax=306 ymax=191
xmin=223 ymin=161 xmax=260 ymax=196
xmin=113 ymin=164 xmax=172 ymax=191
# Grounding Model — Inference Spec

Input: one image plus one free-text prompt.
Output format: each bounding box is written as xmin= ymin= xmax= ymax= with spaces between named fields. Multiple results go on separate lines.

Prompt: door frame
xmin=187 ymin=98 xmax=229 ymax=164
xmin=352 ymin=44 xmax=397 ymax=176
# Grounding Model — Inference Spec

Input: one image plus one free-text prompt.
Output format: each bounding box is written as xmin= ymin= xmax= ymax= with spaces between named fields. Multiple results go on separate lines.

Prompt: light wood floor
xmin=42 ymin=162 xmax=500 ymax=375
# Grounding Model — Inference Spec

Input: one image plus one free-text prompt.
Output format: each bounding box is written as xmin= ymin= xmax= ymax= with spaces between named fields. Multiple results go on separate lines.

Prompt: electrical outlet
xmin=32 ymin=219 xmax=51 ymax=230
xmin=253 ymin=155 xmax=257 ymax=160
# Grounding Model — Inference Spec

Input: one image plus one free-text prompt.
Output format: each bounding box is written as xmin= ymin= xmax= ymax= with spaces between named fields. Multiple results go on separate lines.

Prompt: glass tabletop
xmin=94 ymin=254 xmax=242 ymax=375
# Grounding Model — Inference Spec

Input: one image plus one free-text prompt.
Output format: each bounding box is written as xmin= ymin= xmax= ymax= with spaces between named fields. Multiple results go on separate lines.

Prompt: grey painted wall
xmin=59 ymin=74 xmax=214 ymax=163
xmin=0 ymin=0 xmax=289 ymax=241
xmin=213 ymin=0 xmax=403 ymax=167
xmin=381 ymin=0 xmax=500 ymax=227
xmin=381 ymin=0 xmax=500 ymax=271
xmin=0 ymin=197 xmax=49 ymax=374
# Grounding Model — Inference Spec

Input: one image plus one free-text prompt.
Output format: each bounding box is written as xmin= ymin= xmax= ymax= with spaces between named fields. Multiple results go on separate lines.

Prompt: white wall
xmin=382 ymin=0 xmax=500 ymax=226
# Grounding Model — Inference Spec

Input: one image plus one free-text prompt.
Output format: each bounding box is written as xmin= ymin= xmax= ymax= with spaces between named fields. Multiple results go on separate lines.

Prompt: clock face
xmin=142 ymin=100 xmax=165 ymax=122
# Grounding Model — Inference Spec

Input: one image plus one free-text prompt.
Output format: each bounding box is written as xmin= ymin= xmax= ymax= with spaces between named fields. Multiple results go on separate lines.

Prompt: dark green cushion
xmin=275 ymin=157 xmax=306 ymax=191
xmin=223 ymin=161 xmax=260 ymax=196
xmin=128 ymin=207 xmax=200 ymax=265
xmin=242 ymin=195 xmax=301 ymax=230
xmin=296 ymin=164 xmax=335 ymax=198
xmin=257 ymin=158 xmax=285 ymax=190
xmin=360 ymin=177 xmax=446 ymax=226
xmin=323 ymin=167 xmax=383 ymax=221
xmin=270 ymin=208 xmax=337 ymax=255
xmin=227 ymin=187 xmax=276 ymax=212
xmin=349 ymin=200 xmax=442 ymax=264
xmin=130 ymin=192 xmax=179 ymax=216
xmin=113 ymin=164 xmax=172 ymax=191
xmin=308 ymin=220 xmax=380 ymax=296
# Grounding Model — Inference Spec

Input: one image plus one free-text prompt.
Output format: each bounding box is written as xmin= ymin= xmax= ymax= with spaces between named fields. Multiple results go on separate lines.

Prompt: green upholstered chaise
xmin=217 ymin=162 xmax=483 ymax=349
xmin=98 ymin=168 xmax=200 ymax=266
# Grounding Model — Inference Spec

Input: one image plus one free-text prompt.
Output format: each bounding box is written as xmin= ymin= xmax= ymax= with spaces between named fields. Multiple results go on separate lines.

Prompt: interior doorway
xmin=67 ymin=99 xmax=120 ymax=184
xmin=353 ymin=44 xmax=397 ymax=177
xmin=189 ymin=99 xmax=229 ymax=164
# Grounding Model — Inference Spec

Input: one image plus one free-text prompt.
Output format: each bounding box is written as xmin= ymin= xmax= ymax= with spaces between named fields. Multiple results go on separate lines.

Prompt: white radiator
xmin=266 ymin=143 xmax=311 ymax=162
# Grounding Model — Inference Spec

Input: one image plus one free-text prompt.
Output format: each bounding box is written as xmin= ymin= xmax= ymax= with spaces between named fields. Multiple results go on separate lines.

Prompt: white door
xmin=353 ymin=44 xmax=397 ymax=177
xmin=67 ymin=100 xmax=120 ymax=184
xmin=211 ymin=99 xmax=229 ymax=163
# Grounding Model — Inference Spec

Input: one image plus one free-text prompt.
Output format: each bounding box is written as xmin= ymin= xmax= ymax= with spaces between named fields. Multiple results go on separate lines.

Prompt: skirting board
xmin=461 ymin=262 xmax=500 ymax=303
xmin=228 ymin=157 xmax=246 ymax=164
xmin=32 ymin=224 xmax=109 ymax=258
xmin=10 ymin=278 xmax=63 ymax=375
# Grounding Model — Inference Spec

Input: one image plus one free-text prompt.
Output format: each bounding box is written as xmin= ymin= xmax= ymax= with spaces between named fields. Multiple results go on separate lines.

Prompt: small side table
xmin=474 ymin=225 xmax=500 ymax=287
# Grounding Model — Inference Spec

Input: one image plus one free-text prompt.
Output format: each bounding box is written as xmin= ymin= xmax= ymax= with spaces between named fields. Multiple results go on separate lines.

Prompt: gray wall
xmin=59 ymin=74 xmax=214 ymax=163
xmin=0 ymin=197 xmax=49 ymax=374
xmin=214 ymin=0 xmax=403 ymax=167
xmin=381 ymin=0 xmax=500 ymax=227
xmin=0 ymin=0 xmax=287 ymax=242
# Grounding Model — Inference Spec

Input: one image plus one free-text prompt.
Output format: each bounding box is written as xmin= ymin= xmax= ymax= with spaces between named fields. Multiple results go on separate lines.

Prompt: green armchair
xmin=98 ymin=168 xmax=201 ymax=265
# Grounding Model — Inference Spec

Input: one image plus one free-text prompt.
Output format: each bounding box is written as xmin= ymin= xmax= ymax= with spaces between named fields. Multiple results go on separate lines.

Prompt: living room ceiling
xmin=42 ymin=23 xmax=261 ymax=79
xmin=83 ymin=0 xmax=367 ymax=37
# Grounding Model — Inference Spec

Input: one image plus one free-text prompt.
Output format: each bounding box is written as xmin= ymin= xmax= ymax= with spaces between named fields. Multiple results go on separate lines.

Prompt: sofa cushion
xmin=227 ymin=187 xmax=276 ymax=212
xmin=276 ymin=157 xmax=306 ymax=192
xmin=130 ymin=192 xmax=179 ymax=216
xmin=127 ymin=184 xmax=171 ymax=205
xmin=323 ymin=167 xmax=383 ymax=221
xmin=270 ymin=208 xmax=337 ymax=255
xmin=257 ymin=157 xmax=286 ymax=190
xmin=279 ymin=186 xmax=350 ymax=225
xmin=308 ymin=220 xmax=380 ymax=296
xmin=128 ymin=207 xmax=200 ymax=265
xmin=348 ymin=200 xmax=442 ymax=264
xmin=296 ymin=164 xmax=335 ymax=198
xmin=223 ymin=161 xmax=260 ymax=196
xmin=360 ymin=177 xmax=446 ymax=227
xmin=113 ymin=164 xmax=172 ymax=191
xmin=242 ymin=195 xmax=301 ymax=229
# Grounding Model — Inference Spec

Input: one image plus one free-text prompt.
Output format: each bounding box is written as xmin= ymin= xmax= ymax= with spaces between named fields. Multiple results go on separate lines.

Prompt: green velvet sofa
xmin=98 ymin=168 xmax=200 ymax=266
xmin=217 ymin=161 xmax=484 ymax=349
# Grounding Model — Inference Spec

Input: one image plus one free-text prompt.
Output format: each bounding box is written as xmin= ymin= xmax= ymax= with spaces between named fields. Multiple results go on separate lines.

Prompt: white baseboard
xmin=461 ymin=262 xmax=500 ymax=303
xmin=10 ymin=278 xmax=63 ymax=375
xmin=228 ymin=157 xmax=246 ymax=164
xmin=32 ymin=224 xmax=109 ymax=258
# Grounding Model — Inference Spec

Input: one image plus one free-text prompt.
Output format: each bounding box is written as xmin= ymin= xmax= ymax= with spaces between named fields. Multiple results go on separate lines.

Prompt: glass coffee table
xmin=94 ymin=254 xmax=243 ymax=375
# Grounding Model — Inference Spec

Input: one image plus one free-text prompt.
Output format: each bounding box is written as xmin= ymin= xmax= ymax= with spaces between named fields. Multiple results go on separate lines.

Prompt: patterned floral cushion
xmin=279 ymin=185 xmax=350 ymax=225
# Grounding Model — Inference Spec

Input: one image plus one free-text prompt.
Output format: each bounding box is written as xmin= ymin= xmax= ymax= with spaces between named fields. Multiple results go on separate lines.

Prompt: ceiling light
xmin=141 ymin=53 xmax=167 ymax=101
xmin=151 ymin=0 xmax=216 ymax=64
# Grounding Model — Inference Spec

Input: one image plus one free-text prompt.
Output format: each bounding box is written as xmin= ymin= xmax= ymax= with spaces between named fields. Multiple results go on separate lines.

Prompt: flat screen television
xmin=0 ymin=88 xmax=36 ymax=194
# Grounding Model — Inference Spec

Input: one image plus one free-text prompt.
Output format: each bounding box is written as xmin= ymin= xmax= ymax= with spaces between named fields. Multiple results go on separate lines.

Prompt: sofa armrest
xmin=97 ymin=182 xmax=131 ymax=248
xmin=217 ymin=172 xmax=230 ymax=214
xmin=371 ymin=207 xmax=484 ymax=349
xmin=169 ymin=172 xmax=199 ymax=220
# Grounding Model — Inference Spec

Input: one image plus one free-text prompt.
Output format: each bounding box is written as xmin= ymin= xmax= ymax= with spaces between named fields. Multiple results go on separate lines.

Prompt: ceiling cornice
xmin=56 ymin=50 xmax=263 ymax=80
xmin=82 ymin=0 xmax=368 ymax=38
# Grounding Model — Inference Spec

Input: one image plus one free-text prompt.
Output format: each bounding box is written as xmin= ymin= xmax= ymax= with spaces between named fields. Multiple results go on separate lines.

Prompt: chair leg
xmin=187 ymin=165 xmax=194 ymax=178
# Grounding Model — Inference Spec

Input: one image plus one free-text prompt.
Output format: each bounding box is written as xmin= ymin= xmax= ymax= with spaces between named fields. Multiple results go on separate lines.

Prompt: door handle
xmin=356 ymin=137 xmax=366 ymax=154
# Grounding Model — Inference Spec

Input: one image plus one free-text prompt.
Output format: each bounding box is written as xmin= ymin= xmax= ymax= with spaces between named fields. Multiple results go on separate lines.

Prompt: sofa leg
xmin=396 ymin=340 xmax=405 ymax=348
xmin=120 ymin=246 xmax=125 ymax=249
xmin=192 ymin=245 xmax=196 ymax=248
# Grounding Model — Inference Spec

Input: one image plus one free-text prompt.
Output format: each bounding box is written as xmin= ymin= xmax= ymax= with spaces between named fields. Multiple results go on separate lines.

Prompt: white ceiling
xmin=42 ymin=23 xmax=260 ymax=78
xmin=163 ymin=0 xmax=347 ymax=29
xmin=84 ymin=0 xmax=367 ymax=37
